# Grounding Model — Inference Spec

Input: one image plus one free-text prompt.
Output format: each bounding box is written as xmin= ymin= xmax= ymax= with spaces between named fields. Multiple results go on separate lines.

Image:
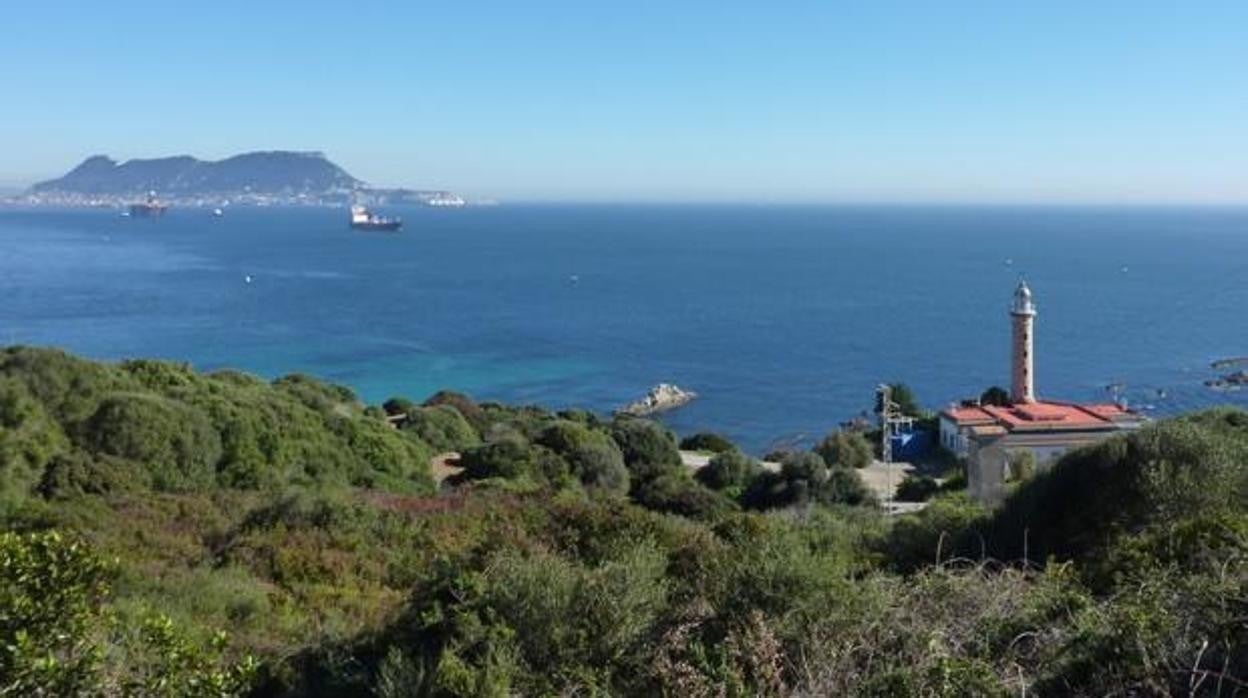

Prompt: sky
xmin=1 ymin=1 xmax=1245 ymax=203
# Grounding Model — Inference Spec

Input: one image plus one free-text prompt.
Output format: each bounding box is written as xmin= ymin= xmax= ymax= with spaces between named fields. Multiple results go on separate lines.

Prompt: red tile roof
xmin=942 ymin=400 xmax=1135 ymax=433
xmin=944 ymin=405 xmax=996 ymax=423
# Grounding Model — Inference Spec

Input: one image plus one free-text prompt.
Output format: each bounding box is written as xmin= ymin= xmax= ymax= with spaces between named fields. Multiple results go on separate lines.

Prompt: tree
xmin=888 ymin=383 xmax=922 ymax=417
xmin=980 ymin=386 xmax=1011 ymax=407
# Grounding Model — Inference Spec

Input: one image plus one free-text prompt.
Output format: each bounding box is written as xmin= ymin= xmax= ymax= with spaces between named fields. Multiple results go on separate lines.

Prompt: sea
xmin=1 ymin=204 xmax=1246 ymax=453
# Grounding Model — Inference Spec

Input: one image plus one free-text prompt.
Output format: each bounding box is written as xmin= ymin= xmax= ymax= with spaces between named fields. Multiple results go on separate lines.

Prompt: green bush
xmin=633 ymin=473 xmax=734 ymax=520
xmin=0 ymin=531 xmax=256 ymax=696
xmin=382 ymin=397 xmax=417 ymax=417
xmin=882 ymin=493 xmax=990 ymax=572
xmin=0 ymin=530 xmax=111 ymax=695
xmin=0 ymin=377 xmax=68 ymax=506
xmin=0 ymin=346 xmax=135 ymax=427
xmin=741 ymin=453 xmax=873 ymax=510
xmin=83 ymin=392 xmax=222 ymax=492
xmin=814 ymin=430 xmax=874 ymax=469
xmin=610 ymin=418 xmax=681 ymax=481
xmin=537 ymin=421 xmax=629 ymax=495
xmin=460 ymin=437 xmax=538 ymax=482
xmin=424 ymin=390 xmax=486 ymax=432
xmin=679 ymin=432 xmax=736 ymax=454
xmin=696 ymin=449 xmax=760 ymax=492
xmin=402 ymin=405 xmax=480 ymax=454
xmin=984 ymin=411 xmax=1248 ymax=563
xmin=819 ymin=468 xmax=874 ymax=507
xmin=273 ymin=373 xmax=358 ymax=413
xmin=895 ymin=473 xmax=940 ymax=502
xmin=396 ymin=540 xmax=671 ymax=695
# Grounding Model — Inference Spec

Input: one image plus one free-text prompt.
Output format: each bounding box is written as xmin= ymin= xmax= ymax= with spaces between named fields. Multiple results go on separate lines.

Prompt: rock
xmin=1205 ymin=370 xmax=1248 ymax=390
xmin=617 ymin=383 xmax=697 ymax=417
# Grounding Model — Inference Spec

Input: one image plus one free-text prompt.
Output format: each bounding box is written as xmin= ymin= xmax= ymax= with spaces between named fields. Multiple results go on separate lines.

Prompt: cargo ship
xmin=349 ymin=205 xmax=402 ymax=231
xmin=127 ymin=193 xmax=168 ymax=217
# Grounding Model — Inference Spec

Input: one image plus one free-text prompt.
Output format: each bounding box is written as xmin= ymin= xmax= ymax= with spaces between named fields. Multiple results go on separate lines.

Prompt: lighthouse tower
xmin=1010 ymin=281 xmax=1037 ymax=404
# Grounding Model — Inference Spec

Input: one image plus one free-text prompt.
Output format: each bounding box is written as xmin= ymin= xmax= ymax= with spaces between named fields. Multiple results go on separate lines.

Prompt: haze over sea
xmin=2 ymin=204 xmax=1245 ymax=453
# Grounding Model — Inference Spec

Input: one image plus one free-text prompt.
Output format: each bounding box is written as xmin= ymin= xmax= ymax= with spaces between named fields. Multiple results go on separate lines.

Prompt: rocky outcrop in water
xmin=617 ymin=383 xmax=697 ymax=416
xmin=1205 ymin=370 xmax=1248 ymax=390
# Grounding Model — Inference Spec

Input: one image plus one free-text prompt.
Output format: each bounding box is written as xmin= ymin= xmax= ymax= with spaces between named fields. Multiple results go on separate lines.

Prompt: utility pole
xmin=875 ymin=384 xmax=914 ymax=510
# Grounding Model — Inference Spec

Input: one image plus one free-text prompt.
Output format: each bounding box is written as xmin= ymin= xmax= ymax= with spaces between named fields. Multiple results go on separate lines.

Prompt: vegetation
xmin=980 ymin=385 xmax=1011 ymax=406
xmin=1 ymin=347 xmax=1246 ymax=695
xmin=814 ymin=429 xmax=874 ymax=469
xmin=894 ymin=473 xmax=940 ymax=502
xmin=678 ymin=432 xmax=735 ymax=454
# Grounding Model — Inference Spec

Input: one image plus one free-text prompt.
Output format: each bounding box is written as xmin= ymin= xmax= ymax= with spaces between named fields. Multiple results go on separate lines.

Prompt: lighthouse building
xmin=939 ymin=282 xmax=1144 ymax=505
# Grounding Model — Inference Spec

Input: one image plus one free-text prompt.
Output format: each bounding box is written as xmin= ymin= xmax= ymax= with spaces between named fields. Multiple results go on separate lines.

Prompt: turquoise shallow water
xmin=1 ymin=204 xmax=1246 ymax=452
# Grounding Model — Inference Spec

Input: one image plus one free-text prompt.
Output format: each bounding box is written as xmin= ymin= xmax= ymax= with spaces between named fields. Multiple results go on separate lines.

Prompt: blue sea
xmin=1 ymin=204 xmax=1246 ymax=453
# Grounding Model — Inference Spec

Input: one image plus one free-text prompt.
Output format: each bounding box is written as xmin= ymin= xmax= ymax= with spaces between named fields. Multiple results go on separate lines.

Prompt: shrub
xmin=779 ymin=452 xmax=827 ymax=482
xmin=38 ymin=451 xmax=152 ymax=498
xmin=83 ymin=393 xmax=221 ymax=492
xmin=742 ymin=453 xmax=872 ymax=510
xmin=882 ymin=493 xmax=989 ymax=572
xmin=610 ymin=419 xmax=681 ymax=481
xmin=0 ymin=377 xmax=68 ymax=506
xmin=0 ymin=346 xmax=135 ymax=427
xmin=817 ymin=468 xmax=874 ymax=507
xmin=402 ymin=405 xmax=480 ymax=453
xmin=984 ymin=412 xmax=1248 ymax=563
xmin=273 ymin=374 xmax=357 ymax=413
xmin=423 ymin=390 xmax=485 ymax=431
xmin=696 ymin=449 xmax=759 ymax=492
xmin=814 ymin=430 xmax=874 ymax=469
xmin=633 ymin=473 xmax=734 ymax=519
xmin=332 ymin=416 xmax=435 ymax=493
xmin=537 ymin=421 xmax=629 ymax=495
xmin=382 ymin=397 xmax=417 ymax=417
xmin=0 ymin=530 xmax=111 ymax=695
xmin=399 ymin=541 xmax=671 ymax=695
xmin=459 ymin=437 xmax=538 ymax=482
xmin=679 ymin=432 xmax=736 ymax=454
xmin=895 ymin=474 xmax=940 ymax=502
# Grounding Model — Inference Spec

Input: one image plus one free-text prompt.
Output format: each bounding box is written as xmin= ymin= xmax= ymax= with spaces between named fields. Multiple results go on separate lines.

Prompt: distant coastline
xmin=6 ymin=150 xmax=468 ymax=209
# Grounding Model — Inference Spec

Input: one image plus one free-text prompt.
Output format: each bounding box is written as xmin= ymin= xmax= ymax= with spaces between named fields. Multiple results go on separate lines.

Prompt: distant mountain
xmin=31 ymin=151 xmax=362 ymax=196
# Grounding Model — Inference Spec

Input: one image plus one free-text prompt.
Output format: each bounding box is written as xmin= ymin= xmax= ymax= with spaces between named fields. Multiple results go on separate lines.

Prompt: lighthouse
xmin=1010 ymin=280 xmax=1036 ymax=404
xmin=939 ymin=280 xmax=1145 ymax=505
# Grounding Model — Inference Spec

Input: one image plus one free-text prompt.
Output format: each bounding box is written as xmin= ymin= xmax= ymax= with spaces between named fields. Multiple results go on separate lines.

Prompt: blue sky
xmin=2 ymin=1 xmax=1245 ymax=202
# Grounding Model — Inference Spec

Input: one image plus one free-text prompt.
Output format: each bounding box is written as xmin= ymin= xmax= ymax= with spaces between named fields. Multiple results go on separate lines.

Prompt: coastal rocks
xmin=617 ymin=383 xmax=697 ymax=416
xmin=1205 ymin=370 xmax=1248 ymax=391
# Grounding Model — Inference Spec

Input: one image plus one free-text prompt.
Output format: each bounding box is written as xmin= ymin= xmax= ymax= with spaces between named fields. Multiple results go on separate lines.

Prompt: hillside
xmin=0 ymin=347 xmax=1245 ymax=696
xmin=30 ymin=151 xmax=361 ymax=197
